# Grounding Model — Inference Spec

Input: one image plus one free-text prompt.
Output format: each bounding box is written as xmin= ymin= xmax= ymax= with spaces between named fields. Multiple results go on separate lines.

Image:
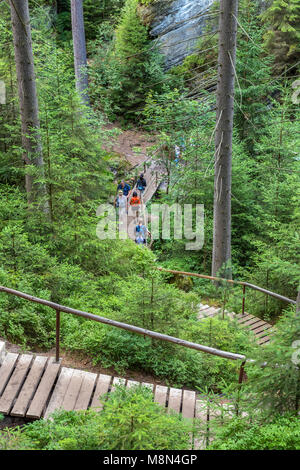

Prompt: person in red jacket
xmin=129 ymin=191 xmax=141 ymax=221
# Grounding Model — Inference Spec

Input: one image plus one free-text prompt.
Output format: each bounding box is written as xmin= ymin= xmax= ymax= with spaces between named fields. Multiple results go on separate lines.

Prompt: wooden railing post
xmin=242 ymin=284 xmax=246 ymax=315
xmin=56 ymin=310 xmax=60 ymax=363
xmin=236 ymin=360 xmax=246 ymax=417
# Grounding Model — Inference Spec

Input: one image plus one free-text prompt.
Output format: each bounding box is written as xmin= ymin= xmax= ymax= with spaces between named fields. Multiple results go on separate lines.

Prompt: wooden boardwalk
xmin=198 ymin=304 xmax=273 ymax=345
xmin=0 ymin=342 xmax=200 ymax=425
xmin=125 ymin=158 xmax=165 ymax=244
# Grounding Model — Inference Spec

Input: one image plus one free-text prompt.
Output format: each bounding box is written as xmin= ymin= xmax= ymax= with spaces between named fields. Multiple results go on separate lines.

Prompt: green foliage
xmin=90 ymin=0 xmax=167 ymax=123
xmin=242 ymin=309 xmax=300 ymax=415
xmin=208 ymin=413 xmax=300 ymax=450
xmin=261 ymin=0 xmax=300 ymax=73
xmin=0 ymin=386 xmax=192 ymax=450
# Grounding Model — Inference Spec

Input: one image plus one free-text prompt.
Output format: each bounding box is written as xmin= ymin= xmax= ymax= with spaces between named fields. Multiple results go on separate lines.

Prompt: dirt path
xmin=103 ymin=122 xmax=157 ymax=168
xmin=0 ymin=337 xmax=170 ymax=389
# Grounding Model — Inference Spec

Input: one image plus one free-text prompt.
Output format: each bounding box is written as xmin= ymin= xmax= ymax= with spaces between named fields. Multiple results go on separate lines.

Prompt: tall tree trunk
xmin=10 ymin=0 xmax=48 ymax=210
xmin=71 ymin=0 xmax=89 ymax=105
xmin=212 ymin=0 xmax=238 ymax=279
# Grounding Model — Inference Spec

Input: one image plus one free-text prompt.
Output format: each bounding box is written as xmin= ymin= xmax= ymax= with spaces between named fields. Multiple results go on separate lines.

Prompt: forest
xmin=0 ymin=0 xmax=299 ymax=453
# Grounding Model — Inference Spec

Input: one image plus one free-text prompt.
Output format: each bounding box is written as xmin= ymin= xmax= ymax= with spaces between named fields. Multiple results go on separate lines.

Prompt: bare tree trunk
xmin=71 ymin=0 xmax=89 ymax=105
xmin=10 ymin=0 xmax=48 ymax=210
xmin=212 ymin=0 xmax=239 ymax=279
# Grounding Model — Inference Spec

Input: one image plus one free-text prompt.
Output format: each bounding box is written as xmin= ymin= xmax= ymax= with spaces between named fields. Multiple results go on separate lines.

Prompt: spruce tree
xmin=9 ymin=0 xmax=49 ymax=210
xmin=105 ymin=0 xmax=165 ymax=122
xmin=261 ymin=0 xmax=300 ymax=73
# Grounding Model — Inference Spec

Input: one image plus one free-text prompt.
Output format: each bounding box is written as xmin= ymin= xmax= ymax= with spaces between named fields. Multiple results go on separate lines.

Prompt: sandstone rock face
xmin=144 ymin=0 xmax=215 ymax=68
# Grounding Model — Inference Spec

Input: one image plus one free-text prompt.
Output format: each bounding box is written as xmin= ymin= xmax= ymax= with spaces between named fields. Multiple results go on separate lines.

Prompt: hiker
xmin=114 ymin=189 xmax=128 ymax=216
xmin=135 ymin=220 xmax=147 ymax=245
xmin=136 ymin=173 xmax=147 ymax=197
xmin=129 ymin=191 xmax=141 ymax=221
xmin=129 ymin=176 xmax=136 ymax=188
xmin=117 ymin=180 xmax=131 ymax=198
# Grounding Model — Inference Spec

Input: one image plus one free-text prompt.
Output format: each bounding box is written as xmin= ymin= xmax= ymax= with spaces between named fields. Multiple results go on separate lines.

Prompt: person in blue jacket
xmin=117 ymin=180 xmax=131 ymax=197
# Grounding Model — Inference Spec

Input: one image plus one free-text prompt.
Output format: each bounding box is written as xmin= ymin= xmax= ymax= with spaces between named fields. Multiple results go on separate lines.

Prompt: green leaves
xmin=208 ymin=414 xmax=300 ymax=450
xmin=0 ymin=386 xmax=192 ymax=450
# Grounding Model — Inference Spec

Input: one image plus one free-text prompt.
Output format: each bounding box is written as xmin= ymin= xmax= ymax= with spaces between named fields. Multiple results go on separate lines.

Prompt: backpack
xmin=137 ymin=178 xmax=146 ymax=190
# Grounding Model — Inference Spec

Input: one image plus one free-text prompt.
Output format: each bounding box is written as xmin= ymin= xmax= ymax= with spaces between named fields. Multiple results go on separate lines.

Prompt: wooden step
xmin=242 ymin=317 xmax=264 ymax=327
xmin=198 ymin=304 xmax=210 ymax=311
xmin=0 ymin=352 xmax=18 ymax=396
xmin=258 ymin=336 xmax=270 ymax=345
xmin=111 ymin=377 xmax=126 ymax=392
xmin=0 ymin=341 xmax=6 ymax=365
xmin=256 ymin=328 xmax=272 ymax=338
xmin=26 ymin=357 xmax=61 ymax=419
xmin=126 ymin=380 xmax=140 ymax=389
xmin=61 ymin=369 xmax=86 ymax=412
xmin=154 ymin=385 xmax=168 ymax=408
xmin=74 ymin=371 xmax=97 ymax=411
xmin=168 ymin=388 xmax=182 ymax=414
xmin=0 ymin=354 xmax=33 ymax=415
xmin=11 ymin=355 xmax=48 ymax=417
xmin=90 ymin=374 xmax=111 ymax=411
xmin=44 ymin=367 xmax=74 ymax=419
xmin=237 ymin=314 xmax=255 ymax=323
xmin=182 ymin=390 xmax=196 ymax=419
xmin=142 ymin=382 xmax=154 ymax=391
xmin=251 ymin=324 xmax=272 ymax=335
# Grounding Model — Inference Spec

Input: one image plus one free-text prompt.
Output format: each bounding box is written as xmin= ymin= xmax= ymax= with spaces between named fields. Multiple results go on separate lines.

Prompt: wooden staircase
xmin=198 ymin=304 xmax=274 ymax=345
xmin=0 ymin=341 xmax=202 ymax=427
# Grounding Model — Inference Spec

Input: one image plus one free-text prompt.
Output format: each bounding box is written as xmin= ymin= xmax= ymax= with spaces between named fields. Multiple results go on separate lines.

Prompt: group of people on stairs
xmin=114 ymin=173 xmax=148 ymax=245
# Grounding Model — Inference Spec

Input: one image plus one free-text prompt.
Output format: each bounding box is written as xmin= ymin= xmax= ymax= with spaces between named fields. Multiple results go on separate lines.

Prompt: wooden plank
xmin=0 ymin=354 xmax=32 ymax=415
xmin=142 ymin=382 xmax=154 ymax=391
xmin=198 ymin=305 xmax=210 ymax=311
xmin=11 ymin=356 xmax=48 ymax=417
xmin=44 ymin=367 xmax=74 ymax=419
xmin=0 ymin=352 xmax=18 ymax=396
xmin=202 ymin=307 xmax=220 ymax=317
xmin=168 ymin=388 xmax=182 ymax=414
xmin=256 ymin=328 xmax=273 ymax=338
xmin=126 ymin=380 xmax=140 ymax=389
xmin=90 ymin=374 xmax=111 ymax=411
xmin=242 ymin=317 xmax=265 ymax=327
xmin=111 ymin=376 xmax=126 ymax=392
xmin=195 ymin=399 xmax=208 ymax=421
xmin=0 ymin=341 xmax=5 ymax=365
xmin=61 ymin=369 xmax=85 ymax=412
xmin=236 ymin=313 xmax=253 ymax=320
xmin=237 ymin=314 xmax=255 ymax=323
xmin=154 ymin=385 xmax=168 ymax=408
xmin=221 ymin=401 xmax=235 ymax=418
xmin=26 ymin=358 xmax=60 ymax=419
xmin=258 ymin=336 xmax=270 ymax=345
xmin=182 ymin=390 xmax=196 ymax=419
xmin=247 ymin=320 xmax=268 ymax=330
xmin=73 ymin=371 xmax=97 ymax=411
xmin=251 ymin=324 xmax=272 ymax=334
xmin=194 ymin=400 xmax=208 ymax=450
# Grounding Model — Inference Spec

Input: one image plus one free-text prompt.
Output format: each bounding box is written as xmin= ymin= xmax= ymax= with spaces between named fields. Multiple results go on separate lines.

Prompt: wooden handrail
xmin=0 ymin=285 xmax=246 ymax=363
xmin=157 ymin=268 xmax=296 ymax=305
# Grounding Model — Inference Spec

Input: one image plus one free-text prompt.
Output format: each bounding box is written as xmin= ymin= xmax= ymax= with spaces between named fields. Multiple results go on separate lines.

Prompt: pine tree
xmin=105 ymin=0 xmax=165 ymax=122
xmin=212 ymin=0 xmax=239 ymax=280
xmin=9 ymin=0 xmax=49 ymax=211
xmin=261 ymin=0 xmax=300 ymax=73
xmin=71 ymin=0 xmax=89 ymax=105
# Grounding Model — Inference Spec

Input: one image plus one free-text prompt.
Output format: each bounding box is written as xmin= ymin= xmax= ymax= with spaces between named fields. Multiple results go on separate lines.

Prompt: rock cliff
xmin=140 ymin=0 xmax=215 ymax=68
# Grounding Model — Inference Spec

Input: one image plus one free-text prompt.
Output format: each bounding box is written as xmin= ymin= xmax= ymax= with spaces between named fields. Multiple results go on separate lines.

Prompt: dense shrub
xmin=0 ymin=386 xmax=192 ymax=450
xmin=208 ymin=414 xmax=300 ymax=450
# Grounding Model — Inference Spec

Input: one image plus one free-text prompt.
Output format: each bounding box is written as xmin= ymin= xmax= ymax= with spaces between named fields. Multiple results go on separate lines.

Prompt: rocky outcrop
xmin=140 ymin=0 xmax=215 ymax=68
